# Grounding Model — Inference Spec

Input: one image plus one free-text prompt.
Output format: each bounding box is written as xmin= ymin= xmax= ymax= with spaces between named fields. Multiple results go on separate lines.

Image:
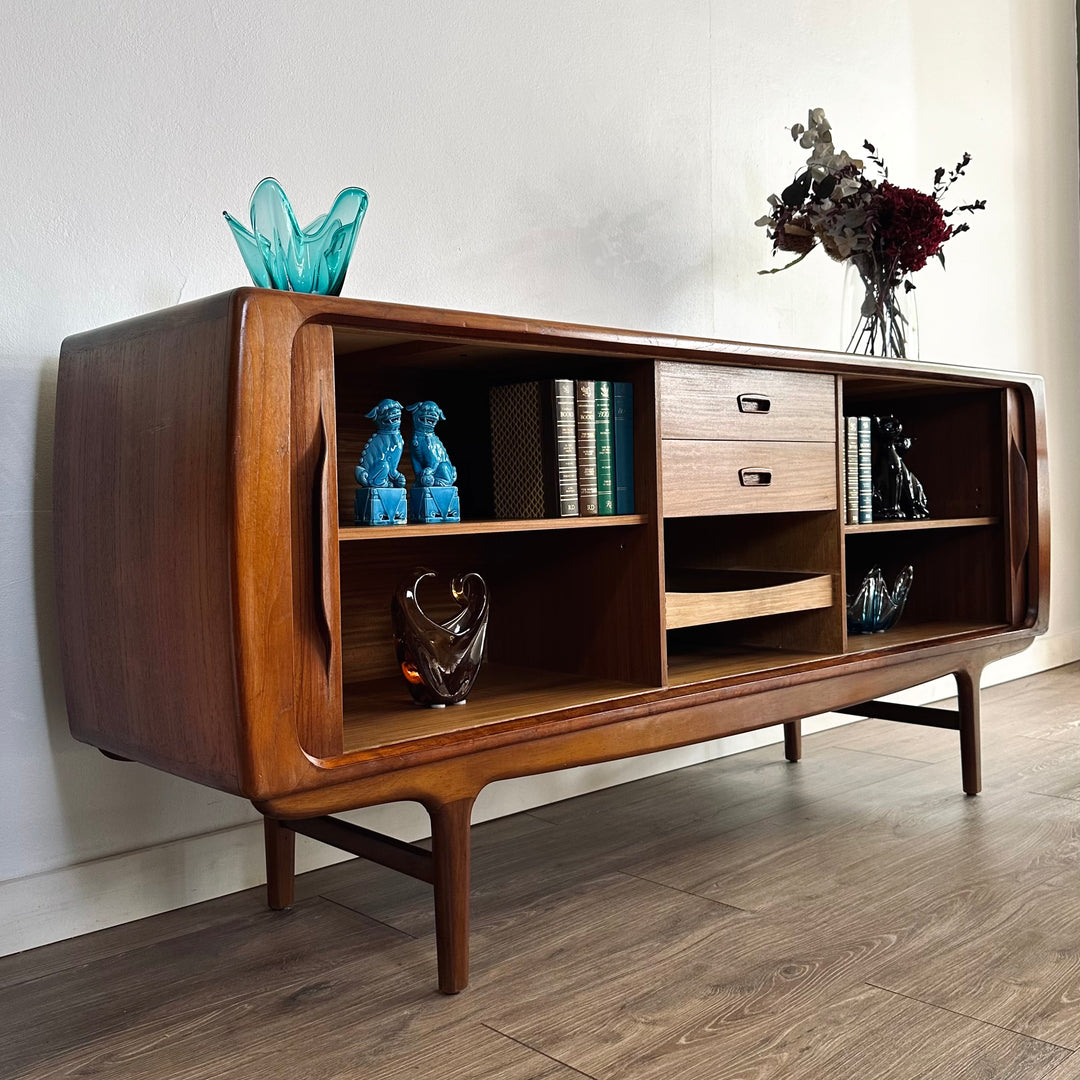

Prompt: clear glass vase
xmin=841 ymin=257 xmax=919 ymax=359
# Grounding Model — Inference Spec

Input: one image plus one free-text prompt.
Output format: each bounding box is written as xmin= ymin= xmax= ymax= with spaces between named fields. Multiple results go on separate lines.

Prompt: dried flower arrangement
xmin=756 ymin=108 xmax=985 ymax=357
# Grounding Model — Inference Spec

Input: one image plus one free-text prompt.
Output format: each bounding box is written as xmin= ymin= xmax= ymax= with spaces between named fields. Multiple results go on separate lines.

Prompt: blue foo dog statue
xmin=355 ymin=399 xmax=408 ymax=526
xmin=406 ymin=400 xmax=460 ymax=524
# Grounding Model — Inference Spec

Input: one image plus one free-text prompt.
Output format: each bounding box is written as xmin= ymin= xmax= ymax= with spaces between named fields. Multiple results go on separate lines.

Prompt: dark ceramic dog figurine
xmin=872 ymin=414 xmax=929 ymax=520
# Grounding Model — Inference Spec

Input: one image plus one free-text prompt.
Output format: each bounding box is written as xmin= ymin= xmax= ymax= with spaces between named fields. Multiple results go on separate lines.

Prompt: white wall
xmin=2 ymin=0 xmax=1077 ymax=955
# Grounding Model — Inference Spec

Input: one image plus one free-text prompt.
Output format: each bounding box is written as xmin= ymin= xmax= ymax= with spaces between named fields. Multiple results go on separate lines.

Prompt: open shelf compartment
xmin=320 ymin=331 xmax=667 ymax=756
xmin=340 ymin=662 xmax=647 ymax=756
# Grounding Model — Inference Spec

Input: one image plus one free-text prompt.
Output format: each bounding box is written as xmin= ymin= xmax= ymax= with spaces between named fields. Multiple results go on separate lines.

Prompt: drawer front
xmin=662 ymin=440 xmax=837 ymax=517
xmin=659 ymin=362 xmax=836 ymax=442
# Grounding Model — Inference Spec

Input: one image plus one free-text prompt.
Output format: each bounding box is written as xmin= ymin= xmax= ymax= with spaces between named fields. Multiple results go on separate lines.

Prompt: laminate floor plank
xmin=1044 ymin=1051 xmax=1080 ymax=1079
xmin=530 ymin=743 xmax=927 ymax=830
xmin=812 ymin=716 xmax=962 ymax=762
xmin=0 ymin=899 xmax=416 ymax=1079
xmin=21 ymin=873 xmax=732 ymax=1080
xmin=319 ymin=809 xmax=621 ymax=940
xmin=813 ymin=662 xmax=1078 ymax=760
xmin=485 ymin=895 xmax=1069 ymax=1080
xmin=867 ymin=868 xmax=1080 ymax=1049
xmin=627 ymin=776 xmax=1076 ymax=914
xmin=0 ymin=884 xmax=266 ymax=992
xmin=32 ymin=987 xmax=587 ymax=1080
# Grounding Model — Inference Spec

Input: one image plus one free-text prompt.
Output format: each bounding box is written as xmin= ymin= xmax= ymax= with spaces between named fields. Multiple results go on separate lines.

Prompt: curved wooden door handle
xmin=314 ymin=393 xmax=335 ymax=679
xmin=1008 ymin=438 xmax=1029 ymax=575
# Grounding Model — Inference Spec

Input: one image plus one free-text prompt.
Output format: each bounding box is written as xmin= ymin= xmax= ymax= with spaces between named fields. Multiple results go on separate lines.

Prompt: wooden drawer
xmin=662 ymin=440 xmax=837 ymax=517
xmin=659 ymin=362 xmax=835 ymax=442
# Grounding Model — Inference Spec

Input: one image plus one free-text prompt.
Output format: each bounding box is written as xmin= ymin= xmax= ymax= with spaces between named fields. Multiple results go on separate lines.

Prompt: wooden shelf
xmin=665 ymin=619 xmax=1009 ymax=686
xmin=844 ymin=619 xmax=1008 ymax=653
xmin=844 ymin=516 xmax=999 ymax=535
xmin=665 ymin=645 xmax=833 ymax=688
xmin=340 ymin=663 xmax=650 ymax=754
xmin=665 ymin=570 xmax=833 ymax=630
xmin=339 ymin=514 xmax=648 ymax=541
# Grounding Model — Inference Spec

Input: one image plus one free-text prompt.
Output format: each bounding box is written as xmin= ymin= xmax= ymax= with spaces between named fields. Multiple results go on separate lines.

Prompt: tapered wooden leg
xmin=429 ymin=796 xmax=475 ymax=995
xmin=264 ymin=817 xmax=296 ymax=910
xmin=783 ymin=720 xmax=802 ymax=762
xmin=956 ymin=668 xmax=982 ymax=795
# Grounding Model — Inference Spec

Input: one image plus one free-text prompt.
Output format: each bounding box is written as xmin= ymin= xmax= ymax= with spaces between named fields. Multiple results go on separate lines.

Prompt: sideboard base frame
xmin=260 ymin=659 xmax=994 ymax=993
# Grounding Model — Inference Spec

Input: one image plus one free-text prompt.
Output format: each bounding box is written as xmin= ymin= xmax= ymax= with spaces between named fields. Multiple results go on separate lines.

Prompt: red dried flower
xmin=872 ymin=182 xmax=952 ymax=275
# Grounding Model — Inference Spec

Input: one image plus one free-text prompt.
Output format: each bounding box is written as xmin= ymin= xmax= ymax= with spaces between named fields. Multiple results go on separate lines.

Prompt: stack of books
xmin=490 ymin=379 xmax=635 ymax=519
xmin=842 ymin=415 xmax=873 ymax=524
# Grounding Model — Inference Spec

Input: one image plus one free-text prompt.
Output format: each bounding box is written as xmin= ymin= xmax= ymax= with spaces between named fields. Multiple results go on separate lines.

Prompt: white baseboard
xmin=3 ymin=631 xmax=1076 ymax=958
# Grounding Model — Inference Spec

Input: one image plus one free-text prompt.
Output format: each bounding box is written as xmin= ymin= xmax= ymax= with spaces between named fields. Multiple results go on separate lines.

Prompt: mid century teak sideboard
xmin=54 ymin=289 xmax=1049 ymax=993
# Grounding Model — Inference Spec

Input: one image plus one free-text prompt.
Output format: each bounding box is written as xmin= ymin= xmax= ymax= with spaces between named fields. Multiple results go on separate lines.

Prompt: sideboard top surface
xmin=61 ymin=287 xmax=1045 ymax=392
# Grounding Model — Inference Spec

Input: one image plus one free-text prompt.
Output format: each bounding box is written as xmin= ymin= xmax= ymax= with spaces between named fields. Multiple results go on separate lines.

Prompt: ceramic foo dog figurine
xmin=406 ymin=400 xmax=461 ymax=524
xmin=872 ymin=414 xmax=929 ymax=520
xmin=355 ymin=398 xmax=408 ymax=525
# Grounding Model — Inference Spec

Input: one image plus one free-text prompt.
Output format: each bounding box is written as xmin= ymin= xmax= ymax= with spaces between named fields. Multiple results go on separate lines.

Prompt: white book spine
xmin=857 ymin=416 xmax=873 ymax=524
xmin=845 ymin=416 xmax=859 ymax=525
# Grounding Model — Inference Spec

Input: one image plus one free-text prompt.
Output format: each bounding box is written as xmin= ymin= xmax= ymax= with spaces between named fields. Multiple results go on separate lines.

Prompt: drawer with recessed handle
xmin=661 ymin=440 xmax=837 ymax=517
xmin=659 ymin=362 xmax=836 ymax=442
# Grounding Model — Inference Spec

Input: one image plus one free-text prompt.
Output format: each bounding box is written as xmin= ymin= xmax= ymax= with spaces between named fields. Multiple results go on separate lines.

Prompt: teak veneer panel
xmin=659 ymin=361 xmax=836 ymax=442
xmin=661 ymin=440 xmax=838 ymax=517
xmin=341 ymin=663 xmax=647 ymax=754
xmin=665 ymin=572 xmax=834 ymax=629
xmin=54 ymin=293 xmax=244 ymax=789
xmin=845 ymin=516 xmax=999 ymax=534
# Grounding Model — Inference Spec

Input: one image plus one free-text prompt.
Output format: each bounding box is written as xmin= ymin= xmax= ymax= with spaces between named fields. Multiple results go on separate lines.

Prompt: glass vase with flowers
xmin=757 ymin=109 xmax=985 ymax=359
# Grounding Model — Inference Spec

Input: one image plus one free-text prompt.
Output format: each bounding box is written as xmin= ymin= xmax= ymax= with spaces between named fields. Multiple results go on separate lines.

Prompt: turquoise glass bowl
xmin=223 ymin=178 xmax=368 ymax=296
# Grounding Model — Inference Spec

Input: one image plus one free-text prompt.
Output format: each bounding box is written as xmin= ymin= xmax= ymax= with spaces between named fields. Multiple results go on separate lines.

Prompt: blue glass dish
xmin=223 ymin=177 xmax=368 ymax=296
xmin=847 ymin=565 xmax=913 ymax=634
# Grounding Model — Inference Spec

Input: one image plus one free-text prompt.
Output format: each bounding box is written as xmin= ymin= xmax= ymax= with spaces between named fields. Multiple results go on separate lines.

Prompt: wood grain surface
xmin=2 ymin=664 xmax=1074 ymax=1079
xmin=661 ymin=439 xmax=838 ymax=517
xmin=665 ymin=571 xmax=833 ymax=629
xmin=658 ymin=361 xmax=836 ymax=441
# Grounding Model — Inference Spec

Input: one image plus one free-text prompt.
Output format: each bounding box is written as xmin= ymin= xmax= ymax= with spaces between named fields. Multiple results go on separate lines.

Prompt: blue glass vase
xmin=847 ymin=565 xmax=914 ymax=634
xmin=223 ymin=177 xmax=368 ymax=296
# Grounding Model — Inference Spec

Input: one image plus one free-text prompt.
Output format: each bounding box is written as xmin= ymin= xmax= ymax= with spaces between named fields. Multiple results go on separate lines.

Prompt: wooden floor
xmin=2 ymin=664 xmax=1077 ymax=1079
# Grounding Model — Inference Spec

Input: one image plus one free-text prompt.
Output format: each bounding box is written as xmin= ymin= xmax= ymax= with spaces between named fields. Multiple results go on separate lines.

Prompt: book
xmin=575 ymin=380 xmax=599 ymax=516
xmin=552 ymin=379 xmax=580 ymax=516
xmin=612 ymin=381 xmax=635 ymax=514
xmin=845 ymin=416 xmax=858 ymax=524
xmin=857 ymin=415 xmax=873 ymax=524
xmin=490 ymin=380 xmax=579 ymax=518
xmin=594 ymin=381 xmax=615 ymax=515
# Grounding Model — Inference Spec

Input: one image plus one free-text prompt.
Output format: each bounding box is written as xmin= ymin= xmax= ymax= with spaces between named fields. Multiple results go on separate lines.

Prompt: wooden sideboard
xmin=54 ymin=289 xmax=1049 ymax=993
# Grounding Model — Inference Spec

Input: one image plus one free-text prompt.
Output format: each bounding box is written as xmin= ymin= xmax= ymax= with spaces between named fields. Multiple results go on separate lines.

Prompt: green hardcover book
xmin=594 ymin=381 xmax=615 ymax=515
